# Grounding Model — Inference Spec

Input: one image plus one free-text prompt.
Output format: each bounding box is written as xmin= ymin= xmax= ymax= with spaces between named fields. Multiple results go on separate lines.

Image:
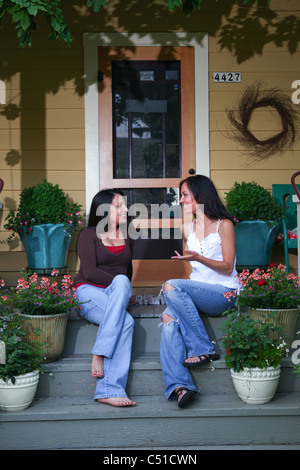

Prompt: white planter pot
xmin=0 ymin=370 xmax=39 ymax=412
xmin=230 ymin=366 xmax=281 ymax=405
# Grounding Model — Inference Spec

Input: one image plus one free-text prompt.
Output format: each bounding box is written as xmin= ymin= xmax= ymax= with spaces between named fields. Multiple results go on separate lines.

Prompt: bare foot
xmin=91 ymin=354 xmax=104 ymax=378
xmin=97 ymin=397 xmax=136 ymax=407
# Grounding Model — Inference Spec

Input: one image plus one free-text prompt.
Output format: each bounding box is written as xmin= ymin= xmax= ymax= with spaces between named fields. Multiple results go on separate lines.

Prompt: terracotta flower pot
xmin=248 ymin=307 xmax=299 ymax=348
xmin=19 ymin=312 xmax=69 ymax=362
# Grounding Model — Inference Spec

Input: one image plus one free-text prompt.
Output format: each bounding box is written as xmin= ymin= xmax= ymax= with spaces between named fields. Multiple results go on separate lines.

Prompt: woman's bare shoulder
xmin=219 ymin=218 xmax=235 ymax=235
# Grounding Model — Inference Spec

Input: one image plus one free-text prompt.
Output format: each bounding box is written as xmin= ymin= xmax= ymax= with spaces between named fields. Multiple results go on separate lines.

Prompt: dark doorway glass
xmin=112 ymin=60 xmax=182 ymax=180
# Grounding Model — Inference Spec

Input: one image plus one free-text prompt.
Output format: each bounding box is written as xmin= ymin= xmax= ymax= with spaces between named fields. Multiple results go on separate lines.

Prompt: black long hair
xmin=179 ymin=175 xmax=234 ymax=223
xmin=88 ymin=188 xmax=125 ymax=229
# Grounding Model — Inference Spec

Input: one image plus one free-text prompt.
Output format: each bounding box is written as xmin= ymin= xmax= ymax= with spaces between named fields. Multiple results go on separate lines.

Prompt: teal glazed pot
xmin=235 ymin=221 xmax=281 ymax=271
xmin=18 ymin=223 xmax=73 ymax=271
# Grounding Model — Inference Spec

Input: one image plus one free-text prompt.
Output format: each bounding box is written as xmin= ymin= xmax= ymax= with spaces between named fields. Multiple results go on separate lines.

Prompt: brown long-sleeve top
xmin=73 ymin=227 xmax=133 ymax=288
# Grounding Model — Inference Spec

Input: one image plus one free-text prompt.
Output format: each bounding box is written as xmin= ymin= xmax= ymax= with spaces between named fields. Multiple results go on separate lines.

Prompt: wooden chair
xmin=272 ymin=182 xmax=299 ymax=272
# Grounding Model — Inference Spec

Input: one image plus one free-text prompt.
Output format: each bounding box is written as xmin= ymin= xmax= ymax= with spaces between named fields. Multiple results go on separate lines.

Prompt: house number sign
xmin=213 ymin=72 xmax=241 ymax=83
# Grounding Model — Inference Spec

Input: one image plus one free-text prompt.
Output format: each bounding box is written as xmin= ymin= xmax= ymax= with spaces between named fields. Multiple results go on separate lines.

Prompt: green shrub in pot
xmin=4 ymin=179 xmax=84 ymax=242
xmin=225 ymin=181 xmax=284 ymax=269
xmin=225 ymin=181 xmax=283 ymax=226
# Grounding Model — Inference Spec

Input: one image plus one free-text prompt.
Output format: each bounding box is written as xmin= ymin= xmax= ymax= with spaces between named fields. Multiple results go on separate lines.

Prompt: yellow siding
xmin=207 ymin=1 xmax=300 ymax=272
xmin=0 ymin=0 xmax=299 ymax=282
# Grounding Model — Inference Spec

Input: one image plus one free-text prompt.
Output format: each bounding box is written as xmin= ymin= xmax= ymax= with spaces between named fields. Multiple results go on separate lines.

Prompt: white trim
xmin=83 ymin=32 xmax=209 ymax=211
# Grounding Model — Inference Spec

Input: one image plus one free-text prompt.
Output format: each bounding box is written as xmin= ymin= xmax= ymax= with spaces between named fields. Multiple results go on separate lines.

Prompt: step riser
xmin=64 ymin=312 xmax=300 ymax=355
xmin=63 ymin=315 xmax=226 ymax=355
xmin=36 ymin=366 xmax=235 ymax=398
xmin=36 ymin=357 xmax=299 ymax=399
xmin=63 ymin=317 xmax=162 ymax=355
xmin=37 ymin=312 xmax=300 ymax=399
xmin=2 ymin=413 xmax=300 ymax=450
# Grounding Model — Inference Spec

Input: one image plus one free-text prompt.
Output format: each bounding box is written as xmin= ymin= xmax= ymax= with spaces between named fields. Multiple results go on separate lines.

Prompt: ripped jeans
xmin=160 ymin=278 xmax=236 ymax=399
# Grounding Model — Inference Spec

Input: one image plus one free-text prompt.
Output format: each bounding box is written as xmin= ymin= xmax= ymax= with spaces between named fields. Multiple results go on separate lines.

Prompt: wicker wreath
xmin=226 ymin=82 xmax=299 ymax=159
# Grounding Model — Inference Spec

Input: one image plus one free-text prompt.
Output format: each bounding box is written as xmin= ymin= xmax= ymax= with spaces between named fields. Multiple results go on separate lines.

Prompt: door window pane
xmin=112 ymin=61 xmax=181 ymax=179
xmin=120 ymin=187 xmax=182 ymax=260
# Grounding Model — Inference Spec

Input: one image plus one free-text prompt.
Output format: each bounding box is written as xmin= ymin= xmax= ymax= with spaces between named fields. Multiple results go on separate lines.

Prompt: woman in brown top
xmin=74 ymin=189 xmax=136 ymax=407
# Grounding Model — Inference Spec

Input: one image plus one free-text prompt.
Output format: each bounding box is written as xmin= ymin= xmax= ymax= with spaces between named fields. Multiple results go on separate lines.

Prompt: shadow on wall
xmin=0 ymin=0 xmax=299 ymax=187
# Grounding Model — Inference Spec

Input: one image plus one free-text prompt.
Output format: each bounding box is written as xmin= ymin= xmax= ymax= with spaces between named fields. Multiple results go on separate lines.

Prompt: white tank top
xmin=187 ymin=219 xmax=240 ymax=289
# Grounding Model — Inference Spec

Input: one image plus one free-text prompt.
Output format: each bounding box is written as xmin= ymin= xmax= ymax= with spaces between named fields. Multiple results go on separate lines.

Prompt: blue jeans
xmin=76 ymin=275 xmax=134 ymax=400
xmin=160 ymin=279 xmax=235 ymax=399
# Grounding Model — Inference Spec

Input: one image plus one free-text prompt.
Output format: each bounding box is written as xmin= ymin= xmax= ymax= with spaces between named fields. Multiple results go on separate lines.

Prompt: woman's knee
xmin=112 ymin=274 xmax=132 ymax=293
xmin=163 ymin=281 xmax=175 ymax=292
xmin=161 ymin=312 xmax=175 ymax=324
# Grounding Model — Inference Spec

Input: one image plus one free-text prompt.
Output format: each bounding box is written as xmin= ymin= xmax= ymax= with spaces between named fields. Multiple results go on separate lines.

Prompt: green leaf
xmin=13 ymin=10 xmax=31 ymax=30
xmin=87 ymin=0 xmax=106 ymax=13
xmin=166 ymin=0 xmax=182 ymax=10
xmin=27 ymin=5 xmax=38 ymax=16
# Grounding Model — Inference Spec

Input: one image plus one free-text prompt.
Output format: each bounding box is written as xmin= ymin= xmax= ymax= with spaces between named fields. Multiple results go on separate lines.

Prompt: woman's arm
xmin=172 ymin=219 xmax=236 ymax=275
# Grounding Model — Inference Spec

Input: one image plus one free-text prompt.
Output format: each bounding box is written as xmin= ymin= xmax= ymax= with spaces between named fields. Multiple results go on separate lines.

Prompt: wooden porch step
xmin=64 ymin=305 xmax=226 ymax=356
xmin=35 ymin=353 xmax=300 ymax=399
xmin=1 ymin=392 xmax=300 ymax=450
xmin=1 ymin=305 xmax=299 ymax=450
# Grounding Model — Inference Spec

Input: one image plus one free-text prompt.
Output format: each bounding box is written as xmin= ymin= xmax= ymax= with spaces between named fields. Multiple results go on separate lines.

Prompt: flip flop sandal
xmin=183 ymin=353 xmax=220 ymax=367
xmin=175 ymin=387 xmax=197 ymax=408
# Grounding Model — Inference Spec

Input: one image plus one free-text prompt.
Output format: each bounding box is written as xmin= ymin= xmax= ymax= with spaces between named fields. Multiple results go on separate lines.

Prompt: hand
xmin=171 ymin=250 xmax=200 ymax=261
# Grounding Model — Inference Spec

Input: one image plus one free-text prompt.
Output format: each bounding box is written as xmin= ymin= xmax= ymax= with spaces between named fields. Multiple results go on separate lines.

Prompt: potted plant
xmin=220 ymin=309 xmax=288 ymax=404
xmin=225 ymin=181 xmax=284 ymax=270
xmin=0 ymin=270 xmax=84 ymax=362
xmin=4 ymin=179 xmax=84 ymax=272
xmin=224 ymin=263 xmax=300 ymax=348
xmin=0 ymin=298 xmax=45 ymax=412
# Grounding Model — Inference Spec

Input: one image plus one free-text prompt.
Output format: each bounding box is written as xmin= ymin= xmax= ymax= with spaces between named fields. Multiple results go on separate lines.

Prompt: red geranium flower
xmin=257 ymin=279 xmax=267 ymax=286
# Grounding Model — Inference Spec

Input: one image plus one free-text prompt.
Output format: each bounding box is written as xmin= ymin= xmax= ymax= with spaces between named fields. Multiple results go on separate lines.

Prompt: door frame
xmin=83 ymin=32 xmax=210 ymax=214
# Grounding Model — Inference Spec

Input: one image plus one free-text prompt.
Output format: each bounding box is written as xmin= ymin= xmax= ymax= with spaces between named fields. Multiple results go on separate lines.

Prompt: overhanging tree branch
xmin=0 ymin=0 xmax=274 ymax=49
xmin=0 ymin=0 xmax=106 ymax=48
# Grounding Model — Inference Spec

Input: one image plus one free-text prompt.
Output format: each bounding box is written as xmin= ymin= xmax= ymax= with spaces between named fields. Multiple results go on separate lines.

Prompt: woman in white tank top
xmin=160 ymin=175 xmax=240 ymax=408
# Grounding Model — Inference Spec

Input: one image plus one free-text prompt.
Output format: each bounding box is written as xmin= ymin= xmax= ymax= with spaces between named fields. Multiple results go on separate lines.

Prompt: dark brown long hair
xmin=88 ymin=188 xmax=125 ymax=229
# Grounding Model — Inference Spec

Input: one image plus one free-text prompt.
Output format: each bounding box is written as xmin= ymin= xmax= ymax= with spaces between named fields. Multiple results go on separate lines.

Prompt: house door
xmin=98 ymin=46 xmax=195 ymax=286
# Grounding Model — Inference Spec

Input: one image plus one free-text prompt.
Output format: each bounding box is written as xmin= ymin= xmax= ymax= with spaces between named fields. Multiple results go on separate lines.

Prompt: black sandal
xmin=174 ymin=387 xmax=197 ymax=408
xmin=183 ymin=353 xmax=220 ymax=367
